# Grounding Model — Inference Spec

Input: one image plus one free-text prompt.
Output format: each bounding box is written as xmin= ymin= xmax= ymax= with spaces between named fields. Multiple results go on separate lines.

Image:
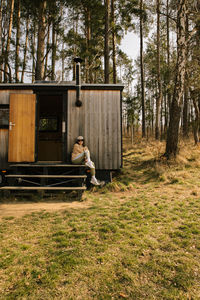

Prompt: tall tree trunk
xmin=31 ymin=20 xmax=36 ymax=82
xmin=44 ymin=20 xmax=50 ymax=80
xmin=51 ymin=21 xmax=56 ymax=81
xmin=0 ymin=0 xmax=4 ymax=82
xmin=21 ymin=15 xmax=29 ymax=82
xmin=15 ymin=0 xmax=21 ymax=82
xmin=182 ymin=15 xmax=189 ymax=138
xmin=164 ymin=93 xmax=168 ymax=134
xmin=61 ymin=41 xmax=65 ymax=81
xmin=165 ymin=0 xmax=187 ymax=157
xmin=104 ymin=0 xmax=110 ymax=83
xmin=166 ymin=0 xmax=171 ymax=124
xmin=191 ymin=94 xmax=199 ymax=145
xmin=140 ymin=0 xmax=146 ymax=138
xmin=155 ymin=0 xmax=162 ymax=139
xmin=4 ymin=0 xmax=15 ymax=82
xmin=35 ymin=0 xmax=46 ymax=81
xmin=111 ymin=0 xmax=116 ymax=84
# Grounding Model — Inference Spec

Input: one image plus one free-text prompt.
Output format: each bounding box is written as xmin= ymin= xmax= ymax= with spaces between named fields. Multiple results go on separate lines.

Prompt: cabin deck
xmin=0 ymin=163 xmax=88 ymax=193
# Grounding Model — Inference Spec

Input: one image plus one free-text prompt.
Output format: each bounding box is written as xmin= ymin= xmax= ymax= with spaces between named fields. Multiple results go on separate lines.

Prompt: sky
xmin=120 ymin=32 xmax=140 ymax=63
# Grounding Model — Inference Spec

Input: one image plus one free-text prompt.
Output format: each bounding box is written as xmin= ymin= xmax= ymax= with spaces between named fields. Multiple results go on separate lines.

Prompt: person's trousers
xmin=72 ymin=151 xmax=95 ymax=176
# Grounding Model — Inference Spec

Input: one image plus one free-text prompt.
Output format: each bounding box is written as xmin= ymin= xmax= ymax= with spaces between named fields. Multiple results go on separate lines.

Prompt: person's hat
xmin=77 ymin=136 xmax=84 ymax=140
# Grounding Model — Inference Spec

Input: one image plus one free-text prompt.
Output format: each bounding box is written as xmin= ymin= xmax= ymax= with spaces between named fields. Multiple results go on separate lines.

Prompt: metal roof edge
xmin=0 ymin=83 xmax=124 ymax=91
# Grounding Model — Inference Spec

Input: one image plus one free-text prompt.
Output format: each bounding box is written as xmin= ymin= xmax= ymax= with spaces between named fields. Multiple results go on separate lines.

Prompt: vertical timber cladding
xmin=0 ymin=90 xmax=33 ymax=167
xmin=0 ymin=130 xmax=8 ymax=168
xmin=8 ymin=94 xmax=36 ymax=162
xmin=67 ymin=90 xmax=121 ymax=169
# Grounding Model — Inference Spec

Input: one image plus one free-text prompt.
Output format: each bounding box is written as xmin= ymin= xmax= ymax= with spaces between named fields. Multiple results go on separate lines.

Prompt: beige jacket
xmin=71 ymin=143 xmax=88 ymax=161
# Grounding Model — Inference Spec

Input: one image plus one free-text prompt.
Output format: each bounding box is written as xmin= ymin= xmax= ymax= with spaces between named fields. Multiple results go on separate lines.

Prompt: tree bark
xmin=192 ymin=94 xmax=199 ymax=145
xmin=51 ymin=21 xmax=56 ymax=81
xmin=61 ymin=41 xmax=65 ymax=81
xmin=111 ymin=0 xmax=117 ymax=84
xmin=166 ymin=0 xmax=171 ymax=125
xmin=35 ymin=0 xmax=46 ymax=81
xmin=31 ymin=20 xmax=36 ymax=82
xmin=104 ymin=0 xmax=110 ymax=83
xmin=15 ymin=0 xmax=21 ymax=82
xmin=155 ymin=0 xmax=162 ymax=140
xmin=44 ymin=20 xmax=50 ymax=80
xmin=182 ymin=15 xmax=189 ymax=138
xmin=140 ymin=0 xmax=146 ymax=138
xmin=0 ymin=0 xmax=4 ymax=82
xmin=165 ymin=0 xmax=187 ymax=157
xmin=4 ymin=0 xmax=15 ymax=82
xmin=21 ymin=15 xmax=29 ymax=83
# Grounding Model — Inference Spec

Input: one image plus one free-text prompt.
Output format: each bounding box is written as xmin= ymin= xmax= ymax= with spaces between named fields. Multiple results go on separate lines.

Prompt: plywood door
xmin=8 ymin=94 xmax=36 ymax=162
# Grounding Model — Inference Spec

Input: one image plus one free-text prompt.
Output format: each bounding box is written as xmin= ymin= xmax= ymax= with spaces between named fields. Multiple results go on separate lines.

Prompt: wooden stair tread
xmin=5 ymin=175 xmax=87 ymax=178
xmin=0 ymin=186 xmax=86 ymax=190
xmin=9 ymin=164 xmax=87 ymax=167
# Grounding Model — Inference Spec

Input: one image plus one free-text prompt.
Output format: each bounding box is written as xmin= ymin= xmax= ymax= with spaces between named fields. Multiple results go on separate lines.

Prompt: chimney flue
xmin=74 ymin=57 xmax=83 ymax=107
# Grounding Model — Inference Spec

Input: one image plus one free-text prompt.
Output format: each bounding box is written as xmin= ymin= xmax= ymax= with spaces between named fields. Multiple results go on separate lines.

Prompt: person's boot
xmin=90 ymin=176 xmax=100 ymax=185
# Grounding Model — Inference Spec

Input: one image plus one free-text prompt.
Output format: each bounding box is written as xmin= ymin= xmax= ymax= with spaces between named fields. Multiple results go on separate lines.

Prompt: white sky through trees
xmin=120 ymin=32 xmax=140 ymax=62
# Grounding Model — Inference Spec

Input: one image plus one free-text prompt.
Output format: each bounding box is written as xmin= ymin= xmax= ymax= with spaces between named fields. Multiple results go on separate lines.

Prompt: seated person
xmin=71 ymin=136 xmax=100 ymax=186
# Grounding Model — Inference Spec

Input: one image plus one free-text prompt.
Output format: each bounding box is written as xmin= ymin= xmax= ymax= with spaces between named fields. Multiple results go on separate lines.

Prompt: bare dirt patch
xmin=0 ymin=198 xmax=91 ymax=219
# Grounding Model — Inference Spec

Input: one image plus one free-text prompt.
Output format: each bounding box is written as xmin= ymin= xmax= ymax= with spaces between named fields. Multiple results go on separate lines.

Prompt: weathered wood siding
xmin=0 ymin=130 xmax=8 ymax=168
xmin=67 ymin=90 xmax=121 ymax=169
xmin=0 ymin=90 xmax=33 ymax=104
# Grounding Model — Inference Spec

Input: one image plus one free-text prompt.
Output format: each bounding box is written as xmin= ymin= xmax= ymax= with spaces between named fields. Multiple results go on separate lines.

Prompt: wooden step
xmin=0 ymin=186 xmax=86 ymax=191
xmin=9 ymin=163 xmax=87 ymax=168
xmin=5 ymin=175 xmax=87 ymax=178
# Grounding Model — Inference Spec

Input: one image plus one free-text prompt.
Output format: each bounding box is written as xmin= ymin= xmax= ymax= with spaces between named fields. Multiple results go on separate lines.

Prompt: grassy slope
xmin=0 ymin=139 xmax=200 ymax=299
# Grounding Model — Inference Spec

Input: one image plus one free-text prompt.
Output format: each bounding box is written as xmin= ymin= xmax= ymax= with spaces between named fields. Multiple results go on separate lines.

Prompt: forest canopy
xmin=0 ymin=0 xmax=200 ymax=156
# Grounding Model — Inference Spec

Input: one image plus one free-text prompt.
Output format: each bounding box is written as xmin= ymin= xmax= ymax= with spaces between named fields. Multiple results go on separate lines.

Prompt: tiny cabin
xmin=0 ymin=66 xmax=123 ymax=191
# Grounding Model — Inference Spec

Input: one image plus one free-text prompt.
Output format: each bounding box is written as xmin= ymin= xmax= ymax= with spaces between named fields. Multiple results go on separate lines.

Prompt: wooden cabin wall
xmin=0 ymin=90 xmax=33 ymax=104
xmin=0 ymin=90 xmax=33 ymax=168
xmin=0 ymin=130 xmax=8 ymax=168
xmin=67 ymin=90 xmax=121 ymax=170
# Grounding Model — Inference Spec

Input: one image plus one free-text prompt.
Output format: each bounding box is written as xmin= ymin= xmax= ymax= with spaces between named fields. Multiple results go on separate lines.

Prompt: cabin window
xmin=0 ymin=105 xmax=9 ymax=129
xmin=39 ymin=117 xmax=58 ymax=132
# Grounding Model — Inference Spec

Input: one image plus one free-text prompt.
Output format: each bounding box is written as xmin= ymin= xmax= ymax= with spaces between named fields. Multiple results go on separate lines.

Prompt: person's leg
xmin=89 ymin=162 xmax=100 ymax=185
xmin=72 ymin=152 xmax=85 ymax=165
xmin=84 ymin=150 xmax=95 ymax=168
xmin=90 ymin=168 xmax=95 ymax=176
xmin=74 ymin=150 xmax=99 ymax=185
xmin=84 ymin=150 xmax=91 ymax=161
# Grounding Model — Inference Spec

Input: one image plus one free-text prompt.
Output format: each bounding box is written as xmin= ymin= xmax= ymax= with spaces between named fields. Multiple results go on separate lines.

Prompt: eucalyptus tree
xmin=104 ymin=0 xmax=110 ymax=83
xmin=139 ymin=0 xmax=146 ymax=137
xmin=111 ymin=0 xmax=117 ymax=83
xmin=186 ymin=1 xmax=200 ymax=143
xmin=0 ymin=0 xmax=5 ymax=81
xmin=35 ymin=0 xmax=47 ymax=80
xmin=165 ymin=0 xmax=188 ymax=157
xmin=20 ymin=1 xmax=30 ymax=83
xmin=4 ymin=0 xmax=15 ymax=82
xmin=14 ymin=0 xmax=20 ymax=82
xmin=155 ymin=0 xmax=163 ymax=140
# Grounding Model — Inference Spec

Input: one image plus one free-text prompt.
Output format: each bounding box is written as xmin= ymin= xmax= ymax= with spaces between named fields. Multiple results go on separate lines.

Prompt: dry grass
xmin=1 ymin=137 xmax=200 ymax=299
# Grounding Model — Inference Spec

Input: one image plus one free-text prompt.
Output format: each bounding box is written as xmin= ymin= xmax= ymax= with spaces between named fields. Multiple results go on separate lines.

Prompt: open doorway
xmin=37 ymin=94 xmax=63 ymax=161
